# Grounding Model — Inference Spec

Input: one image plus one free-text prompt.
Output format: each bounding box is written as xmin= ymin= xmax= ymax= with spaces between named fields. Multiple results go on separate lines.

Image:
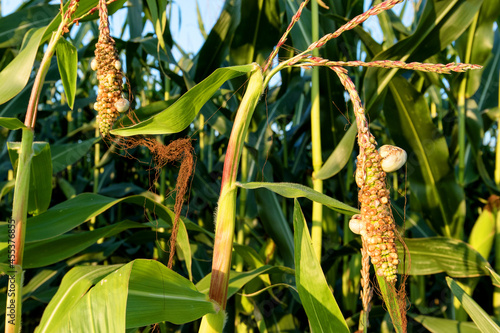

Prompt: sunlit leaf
xmin=237 ymin=181 xmax=359 ymax=215
xmin=55 ymin=37 xmax=78 ymax=109
xmin=111 ymin=64 xmax=257 ymax=136
xmin=447 ymin=277 xmax=500 ymax=332
xmin=0 ymin=27 xmax=45 ymax=105
xmin=293 ymin=200 xmax=349 ymax=333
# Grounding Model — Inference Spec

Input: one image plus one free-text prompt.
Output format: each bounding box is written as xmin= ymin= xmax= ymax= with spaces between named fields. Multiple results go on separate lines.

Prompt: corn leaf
xmin=0 ymin=27 xmax=45 ymax=105
xmin=314 ymin=122 xmax=357 ymax=180
xmin=447 ymin=277 xmax=500 ymax=332
xmin=293 ymin=199 xmax=349 ymax=333
xmin=7 ymin=141 xmax=52 ymax=215
xmin=411 ymin=314 xmax=481 ymax=333
xmin=385 ymin=76 xmax=465 ymax=238
xmin=36 ymin=264 xmax=123 ymax=333
xmin=0 ymin=117 xmax=26 ymax=130
xmin=398 ymin=237 xmax=500 ymax=286
xmin=237 ymin=181 xmax=359 ymax=215
xmin=111 ymin=64 xmax=256 ymax=136
xmin=55 ymin=37 xmax=78 ymax=109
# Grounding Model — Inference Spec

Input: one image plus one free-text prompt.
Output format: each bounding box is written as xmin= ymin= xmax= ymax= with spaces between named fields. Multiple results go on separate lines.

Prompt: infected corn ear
xmin=357 ymin=137 xmax=399 ymax=282
xmin=93 ymin=0 xmax=127 ymax=136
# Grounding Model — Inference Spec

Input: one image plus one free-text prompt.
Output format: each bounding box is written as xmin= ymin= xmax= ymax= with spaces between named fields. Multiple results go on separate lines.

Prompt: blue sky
xmin=1 ymin=0 xmax=415 ymax=56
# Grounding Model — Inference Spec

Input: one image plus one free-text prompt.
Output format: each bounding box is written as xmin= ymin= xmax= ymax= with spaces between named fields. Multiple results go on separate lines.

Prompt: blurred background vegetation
xmin=0 ymin=0 xmax=500 ymax=331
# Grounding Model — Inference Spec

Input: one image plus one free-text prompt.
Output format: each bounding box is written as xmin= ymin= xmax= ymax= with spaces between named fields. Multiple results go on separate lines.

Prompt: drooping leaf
xmin=0 ymin=27 xmax=45 ymax=105
xmin=398 ymin=237 xmax=499 ymax=286
xmin=237 ymin=181 xmax=359 ymax=215
xmin=314 ymin=122 xmax=357 ymax=180
xmin=447 ymin=277 xmax=500 ymax=332
xmin=293 ymin=200 xmax=349 ymax=333
xmin=111 ymin=64 xmax=258 ymax=136
xmin=55 ymin=37 xmax=78 ymax=109
xmin=0 ymin=117 xmax=26 ymax=130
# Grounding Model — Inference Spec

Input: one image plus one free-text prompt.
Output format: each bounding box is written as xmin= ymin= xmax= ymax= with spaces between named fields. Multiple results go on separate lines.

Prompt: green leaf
xmin=0 ymin=117 xmax=26 ymax=130
xmin=457 ymin=0 xmax=500 ymax=97
xmin=8 ymin=141 xmax=52 ymax=215
xmin=176 ymin=219 xmax=193 ymax=281
xmin=237 ymin=181 xmax=359 ymax=215
xmin=193 ymin=0 xmax=241 ymax=82
xmin=145 ymin=0 xmax=168 ymax=52
xmin=42 ymin=0 xmax=127 ymax=43
xmin=398 ymin=237 xmax=498 ymax=283
xmin=51 ymin=138 xmax=97 ymax=174
xmin=446 ymin=277 xmax=500 ymax=332
xmin=36 ymin=265 xmax=123 ymax=333
xmin=293 ymin=200 xmax=349 ymax=333
xmin=126 ymin=259 xmax=216 ymax=327
xmin=38 ymin=259 xmax=214 ymax=331
xmin=314 ymin=123 xmax=357 ymax=180
xmin=55 ymin=37 xmax=78 ymax=109
xmin=0 ymin=193 xmax=177 ymax=243
xmin=196 ymin=265 xmax=294 ymax=298
xmin=0 ymin=27 xmax=45 ymax=105
xmin=230 ymin=0 xmax=280 ymax=65
xmin=53 ymin=264 xmax=132 ymax=332
xmin=469 ymin=207 xmax=495 ymax=260
xmin=111 ymin=64 xmax=257 ymax=136
xmin=385 ymin=76 xmax=465 ymax=238
xmin=21 ymin=221 xmax=147 ymax=268
xmin=254 ymin=188 xmax=295 ymax=267
xmin=0 ymin=4 xmax=59 ymax=48
xmin=411 ymin=314 xmax=481 ymax=333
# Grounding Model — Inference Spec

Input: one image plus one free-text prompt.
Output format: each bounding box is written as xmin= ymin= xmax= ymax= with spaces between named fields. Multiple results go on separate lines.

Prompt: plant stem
xmin=310 ymin=0 xmax=323 ymax=261
xmin=5 ymin=3 xmax=78 ymax=330
xmin=206 ymin=64 xmax=263 ymax=312
xmin=5 ymin=129 xmax=33 ymax=333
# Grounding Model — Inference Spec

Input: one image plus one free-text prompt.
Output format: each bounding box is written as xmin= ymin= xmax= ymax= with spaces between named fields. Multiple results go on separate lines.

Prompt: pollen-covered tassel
xmin=94 ymin=0 xmax=126 ymax=136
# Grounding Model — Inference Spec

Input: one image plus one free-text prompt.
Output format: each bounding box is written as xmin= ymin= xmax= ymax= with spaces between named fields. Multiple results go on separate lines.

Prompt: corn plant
xmin=0 ymin=0 xmax=499 ymax=332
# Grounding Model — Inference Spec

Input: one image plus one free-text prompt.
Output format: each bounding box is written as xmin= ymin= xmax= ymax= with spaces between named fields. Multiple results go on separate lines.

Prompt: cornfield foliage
xmin=0 ymin=0 xmax=499 ymax=332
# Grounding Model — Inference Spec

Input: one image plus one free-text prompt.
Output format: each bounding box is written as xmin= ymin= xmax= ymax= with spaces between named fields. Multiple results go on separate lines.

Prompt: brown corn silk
xmin=95 ymin=0 xmax=194 ymax=269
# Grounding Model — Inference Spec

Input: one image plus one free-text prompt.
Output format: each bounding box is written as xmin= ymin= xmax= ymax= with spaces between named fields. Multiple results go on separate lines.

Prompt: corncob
xmin=92 ymin=0 xmax=128 ymax=136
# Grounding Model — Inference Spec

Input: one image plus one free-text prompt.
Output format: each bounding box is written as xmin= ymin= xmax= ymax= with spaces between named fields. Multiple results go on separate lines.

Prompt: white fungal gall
xmin=114 ymin=60 xmax=122 ymax=70
xmin=378 ymin=145 xmax=407 ymax=172
xmin=349 ymin=214 xmax=364 ymax=234
xmin=91 ymin=58 xmax=98 ymax=71
xmin=115 ymin=98 xmax=129 ymax=113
